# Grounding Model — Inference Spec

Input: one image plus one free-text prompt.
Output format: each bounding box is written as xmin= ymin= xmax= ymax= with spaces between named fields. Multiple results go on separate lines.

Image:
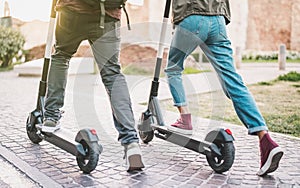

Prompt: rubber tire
xmin=139 ymin=130 xmax=154 ymax=144
xmin=76 ymin=140 xmax=99 ymax=173
xmin=206 ymin=142 xmax=235 ymax=173
xmin=26 ymin=116 xmax=43 ymax=144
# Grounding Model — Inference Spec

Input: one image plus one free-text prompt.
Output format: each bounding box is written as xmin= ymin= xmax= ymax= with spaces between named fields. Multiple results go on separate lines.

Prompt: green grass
xmin=265 ymin=114 xmax=300 ymax=137
xmin=257 ymin=81 xmax=274 ymax=86
xmin=122 ymin=64 xmax=210 ymax=76
xmin=0 ymin=66 xmax=13 ymax=72
xmin=0 ymin=62 xmax=23 ymax=72
xmin=242 ymin=59 xmax=300 ymax=63
xmin=122 ymin=65 xmax=152 ymax=75
xmin=292 ymin=84 xmax=300 ymax=88
xmin=183 ymin=67 xmax=210 ymax=74
xmin=278 ymin=71 xmax=300 ymax=82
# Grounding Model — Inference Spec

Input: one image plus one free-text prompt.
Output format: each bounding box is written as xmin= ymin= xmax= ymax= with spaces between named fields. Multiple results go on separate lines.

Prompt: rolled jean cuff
xmin=121 ymin=138 xmax=139 ymax=146
xmin=248 ymin=126 xmax=268 ymax=135
xmin=173 ymin=102 xmax=187 ymax=107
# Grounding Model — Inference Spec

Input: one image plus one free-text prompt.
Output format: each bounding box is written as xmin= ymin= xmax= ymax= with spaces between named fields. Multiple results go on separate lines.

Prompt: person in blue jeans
xmin=41 ymin=0 xmax=144 ymax=172
xmin=164 ymin=0 xmax=283 ymax=176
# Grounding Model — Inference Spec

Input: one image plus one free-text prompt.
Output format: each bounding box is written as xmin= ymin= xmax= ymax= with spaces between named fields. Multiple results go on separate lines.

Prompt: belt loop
xmin=100 ymin=0 xmax=105 ymax=29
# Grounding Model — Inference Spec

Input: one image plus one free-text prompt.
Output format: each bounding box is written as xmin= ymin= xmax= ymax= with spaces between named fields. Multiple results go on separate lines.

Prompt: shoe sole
xmin=41 ymin=124 xmax=61 ymax=133
xmin=257 ymin=147 xmax=284 ymax=176
xmin=127 ymin=154 xmax=145 ymax=172
xmin=125 ymin=143 xmax=145 ymax=172
xmin=167 ymin=125 xmax=193 ymax=135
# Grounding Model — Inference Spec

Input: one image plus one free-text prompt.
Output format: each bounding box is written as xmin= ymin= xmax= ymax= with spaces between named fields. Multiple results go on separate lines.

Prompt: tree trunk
xmin=0 ymin=57 xmax=10 ymax=68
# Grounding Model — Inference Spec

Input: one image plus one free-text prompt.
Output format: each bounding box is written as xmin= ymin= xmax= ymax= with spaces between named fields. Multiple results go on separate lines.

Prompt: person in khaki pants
xmin=164 ymin=0 xmax=283 ymax=176
xmin=41 ymin=0 xmax=144 ymax=172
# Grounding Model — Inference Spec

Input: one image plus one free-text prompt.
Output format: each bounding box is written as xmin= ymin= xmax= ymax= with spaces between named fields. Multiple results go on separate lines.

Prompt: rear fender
xmin=205 ymin=128 xmax=234 ymax=143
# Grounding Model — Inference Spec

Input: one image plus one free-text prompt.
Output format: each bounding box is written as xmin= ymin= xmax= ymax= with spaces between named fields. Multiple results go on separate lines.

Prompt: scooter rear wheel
xmin=76 ymin=140 xmax=99 ymax=173
xmin=26 ymin=115 xmax=43 ymax=144
xmin=139 ymin=130 xmax=154 ymax=144
xmin=206 ymin=141 xmax=235 ymax=173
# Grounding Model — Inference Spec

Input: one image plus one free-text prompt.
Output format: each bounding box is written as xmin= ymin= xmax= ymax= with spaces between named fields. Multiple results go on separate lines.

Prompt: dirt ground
xmin=162 ymin=80 xmax=300 ymax=137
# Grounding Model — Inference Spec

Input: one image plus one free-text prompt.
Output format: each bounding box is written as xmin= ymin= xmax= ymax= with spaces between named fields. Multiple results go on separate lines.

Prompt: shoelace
xmin=175 ymin=118 xmax=183 ymax=124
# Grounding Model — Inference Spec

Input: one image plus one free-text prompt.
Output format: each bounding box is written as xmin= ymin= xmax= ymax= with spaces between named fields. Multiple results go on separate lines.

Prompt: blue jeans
xmin=164 ymin=15 xmax=268 ymax=135
xmin=44 ymin=9 xmax=138 ymax=145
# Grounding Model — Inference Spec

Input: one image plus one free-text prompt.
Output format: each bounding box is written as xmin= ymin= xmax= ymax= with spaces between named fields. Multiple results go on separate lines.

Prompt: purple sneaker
xmin=168 ymin=114 xmax=193 ymax=135
xmin=257 ymin=133 xmax=283 ymax=176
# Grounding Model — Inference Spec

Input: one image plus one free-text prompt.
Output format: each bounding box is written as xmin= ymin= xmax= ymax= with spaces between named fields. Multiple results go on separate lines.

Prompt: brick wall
xmin=123 ymin=0 xmax=300 ymax=51
xmin=291 ymin=0 xmax=300 ymax=51
xmin=246 ymin=0 xmax=296 ymax=51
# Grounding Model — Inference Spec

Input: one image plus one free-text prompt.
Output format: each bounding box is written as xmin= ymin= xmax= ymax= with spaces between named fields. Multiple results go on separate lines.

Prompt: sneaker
xmin=41 ymin=118 xmax=61 ymax=133
xmin=257 ymin=133 xmax=284 ymax=176
xmin=124 ymin=142 xmax=145 ymax=172
xmin=167 ymin=113 xmax=193 ymax=135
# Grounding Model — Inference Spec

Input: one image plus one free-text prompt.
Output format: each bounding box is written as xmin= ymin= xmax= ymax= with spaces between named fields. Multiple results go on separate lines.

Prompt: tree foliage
xmin=0 ymin=26 xmax=25 ymax=68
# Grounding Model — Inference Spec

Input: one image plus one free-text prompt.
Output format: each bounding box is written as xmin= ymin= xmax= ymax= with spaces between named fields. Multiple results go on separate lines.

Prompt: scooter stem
xmin=148 ymin=0 xmax=171 ymax=104
xmin=36 ymin=0 xmax=57 ymax=110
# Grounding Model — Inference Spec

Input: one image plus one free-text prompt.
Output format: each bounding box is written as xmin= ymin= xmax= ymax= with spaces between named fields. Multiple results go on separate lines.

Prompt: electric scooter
xmin=26 ymin=0 xmax=102 ymax=174
xmin=138 ymin=0 xmax=235 ymax=173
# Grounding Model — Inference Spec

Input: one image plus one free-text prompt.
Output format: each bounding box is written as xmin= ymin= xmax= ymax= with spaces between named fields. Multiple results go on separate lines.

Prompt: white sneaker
xmin=41 ymin=118 xmax=61 ymax=133
xmin=124 ymin=142 xmax=145 ymax=172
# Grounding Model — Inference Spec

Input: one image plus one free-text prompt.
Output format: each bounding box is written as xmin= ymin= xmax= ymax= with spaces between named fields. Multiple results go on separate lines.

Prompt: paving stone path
xmin=0 ymin=70 xmax=299 ymax=187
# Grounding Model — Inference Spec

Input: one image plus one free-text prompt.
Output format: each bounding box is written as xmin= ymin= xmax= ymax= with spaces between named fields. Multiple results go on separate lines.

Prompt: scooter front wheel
xmin=139 ymin=130 xmax=154 ymax=144
xmin=26 ymin=114 xmax=43 ymax=144
xmin=206 ymin=142 xmax=235 ymax=173
xmin=76 ymin=140 xmax=99 ymax=173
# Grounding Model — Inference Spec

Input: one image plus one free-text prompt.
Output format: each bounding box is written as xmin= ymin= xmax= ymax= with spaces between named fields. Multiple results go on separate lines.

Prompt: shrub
xmin=0 ymin=26 xmax=25 ymax=68
xmin=122 ymin=64 xmax=152 ymax=75
xmin=242 ymin=50 xmax=300 ymax=61
xmin=278 ymin=71 xmax=300 ymax=82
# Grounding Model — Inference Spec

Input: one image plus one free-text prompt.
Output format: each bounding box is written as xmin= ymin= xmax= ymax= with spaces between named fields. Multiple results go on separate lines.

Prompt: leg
xmin=203 ymin=16 xmax=283 ymax=176
xmin=43 ymin=10 xmax=85 ymax=132
xmin=204 ymin=16 xmax=267 ymax=135
xmin=164 ymin=16 xmax=205 ymax=135
xmin=89 ymin=21 xmax=144 ymax=171
xmin=164 ymin=45 xmax=193 ymax=135
xmin=89 ymin=21 xmax=138 ymax=145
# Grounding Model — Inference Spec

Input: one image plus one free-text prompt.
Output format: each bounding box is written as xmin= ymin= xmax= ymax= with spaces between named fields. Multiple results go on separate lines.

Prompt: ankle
xmin=257 ymin=130 xmax=268 ymax=140
xmin=178 ymin=106 xmax=189 ymax=114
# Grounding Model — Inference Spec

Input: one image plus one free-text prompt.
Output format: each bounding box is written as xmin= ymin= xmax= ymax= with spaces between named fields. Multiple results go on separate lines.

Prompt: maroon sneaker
xmin=168 ymin=113 xmax=193 ymax=135
xmin=257 ymin=133 xmax=283 ymax=176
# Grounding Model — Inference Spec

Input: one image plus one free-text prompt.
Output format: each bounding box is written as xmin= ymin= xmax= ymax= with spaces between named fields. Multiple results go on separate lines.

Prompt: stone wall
xmin=246 ymin=0 xmax=293 ymax=51
xmin=122 ymin=0 xmax=300 ymax=52
xmin=120 ymin=0 xmax=173 ymax=47
xmin=227 ymin=0 xmax=248 ymax=51
xmin=291 ymin=0 xmax=300 ymax=51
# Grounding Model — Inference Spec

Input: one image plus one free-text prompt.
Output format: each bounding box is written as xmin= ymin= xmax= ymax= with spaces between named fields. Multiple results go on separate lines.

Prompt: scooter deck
xmin=36 ymin=125 xmax=85 ymax=156
xmin=151 ymin=124 xmax=211 ymax=155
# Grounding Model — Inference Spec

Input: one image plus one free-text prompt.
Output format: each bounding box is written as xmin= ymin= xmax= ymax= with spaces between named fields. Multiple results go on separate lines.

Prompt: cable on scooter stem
xmin=42 ymin=0 xmax=57 ymax=80
xmin=37 ymin=0 xmax=57 ymax=110
xmin=153 ymin=0 xmax=171 ymax=81
xmin=44 ymin=0 xmax=57 ymax=60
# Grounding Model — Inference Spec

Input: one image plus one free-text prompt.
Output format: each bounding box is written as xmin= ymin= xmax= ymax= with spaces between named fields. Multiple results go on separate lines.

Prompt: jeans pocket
xmin=179 ymin=15 xmax=202 ymax=35
xmin=57 ymin=11 xmax=79 ymax=33
xmin=217 ymin=16 xmax=228 ymax=39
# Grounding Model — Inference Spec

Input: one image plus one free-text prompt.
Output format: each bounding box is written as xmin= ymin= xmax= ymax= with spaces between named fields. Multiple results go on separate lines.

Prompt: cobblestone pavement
xmin=0 ymin=70 xmax=300 ymax=188
xmin=0 ymin=156 xmax=39 ymax=188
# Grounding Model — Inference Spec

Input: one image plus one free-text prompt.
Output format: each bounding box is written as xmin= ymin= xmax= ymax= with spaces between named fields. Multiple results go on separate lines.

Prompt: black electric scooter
xmin=26 ymin=0 xmax=102 ymax=174
xmin=138 ymin=0 xmax=235 ymax=173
